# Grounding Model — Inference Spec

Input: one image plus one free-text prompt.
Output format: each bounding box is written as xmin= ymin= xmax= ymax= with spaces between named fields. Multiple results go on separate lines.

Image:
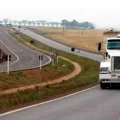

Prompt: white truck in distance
xmin=98 ymin=38 xmax=120 ymax=89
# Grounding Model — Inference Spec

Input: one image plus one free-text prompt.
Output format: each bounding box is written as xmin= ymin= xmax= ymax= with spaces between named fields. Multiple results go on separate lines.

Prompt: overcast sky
xmin=0 ymin=0 xmax=120 ymax=29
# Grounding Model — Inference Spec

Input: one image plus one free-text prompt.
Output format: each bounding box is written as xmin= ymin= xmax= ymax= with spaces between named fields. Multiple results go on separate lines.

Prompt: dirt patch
xmin=23 ymin=69 xmax=61 ymax=80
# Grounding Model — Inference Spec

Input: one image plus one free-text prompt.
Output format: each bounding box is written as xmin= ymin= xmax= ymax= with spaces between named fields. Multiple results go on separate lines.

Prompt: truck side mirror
xmin=105 ymin=52 xmax=108 ymax=57
xmin=98 ymin=42 xmax=101 ymax=51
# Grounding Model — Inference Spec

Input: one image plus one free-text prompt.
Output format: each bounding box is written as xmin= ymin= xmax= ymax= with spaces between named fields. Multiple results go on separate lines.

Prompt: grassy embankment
xmin=0 ymin=59 xmax=74 ymax=91
xmin=0 ymin=29 xmax=99 ymax=111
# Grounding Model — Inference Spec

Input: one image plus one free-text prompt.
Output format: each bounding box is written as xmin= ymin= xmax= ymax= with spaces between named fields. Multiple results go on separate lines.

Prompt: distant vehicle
xmin=98 ymin=37 xmax=120 ymax=89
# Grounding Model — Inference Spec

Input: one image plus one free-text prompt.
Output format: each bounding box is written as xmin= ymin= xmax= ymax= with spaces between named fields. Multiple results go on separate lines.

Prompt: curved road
xmin=0 ymin=28 xmax=51 ymax=72
xmin=2 ymin=28 xmax=120 ymax=120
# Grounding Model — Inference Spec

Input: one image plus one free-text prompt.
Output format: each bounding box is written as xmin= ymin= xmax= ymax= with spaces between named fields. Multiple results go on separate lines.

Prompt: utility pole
xmin=82 ymin=27 xmax=83 ymax=38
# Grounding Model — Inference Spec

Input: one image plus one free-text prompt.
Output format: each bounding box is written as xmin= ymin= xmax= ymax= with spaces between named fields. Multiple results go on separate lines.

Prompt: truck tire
xmin=100 ymin=82 xmax=106 ymax=89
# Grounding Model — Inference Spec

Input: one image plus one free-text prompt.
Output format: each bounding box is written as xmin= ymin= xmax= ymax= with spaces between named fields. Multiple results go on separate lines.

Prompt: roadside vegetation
xmin=0 ymin=28 xmax=99 ymax=112
xmin=0 ymin=58 xmax=74 ymax=91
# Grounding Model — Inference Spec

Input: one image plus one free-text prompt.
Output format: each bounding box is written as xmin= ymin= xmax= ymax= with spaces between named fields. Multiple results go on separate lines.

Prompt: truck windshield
xmin=108 ymin=40 xmax=120 ymax=49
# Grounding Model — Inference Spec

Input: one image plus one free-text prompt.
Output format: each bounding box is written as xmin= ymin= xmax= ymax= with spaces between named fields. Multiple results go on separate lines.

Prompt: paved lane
xmin=0 ymin=28 xmax=51 ymax=72
xmin=1 ymin=87 xmax=120 ymax=120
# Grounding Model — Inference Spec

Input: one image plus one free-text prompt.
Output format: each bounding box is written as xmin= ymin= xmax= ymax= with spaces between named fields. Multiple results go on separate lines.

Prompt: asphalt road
xmin=0 ymin=28 xmax=51 ymax=72
xmin=1 ymin=86 xmax=120 ymax=120
xmin=2 ymin=28 xmax=120 ymax=120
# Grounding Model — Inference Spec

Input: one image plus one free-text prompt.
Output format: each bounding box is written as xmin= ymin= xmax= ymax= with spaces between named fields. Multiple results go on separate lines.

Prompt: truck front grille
xmin=114 ymin=57 xmax=120 ymax=70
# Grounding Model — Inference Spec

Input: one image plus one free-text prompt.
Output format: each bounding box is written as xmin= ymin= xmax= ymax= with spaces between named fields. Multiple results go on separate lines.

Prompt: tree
xmin=3 ymin=19 xmax=9 ymax=26
xmin=61 ymin=19 xmax=95 ymax=30
xmin=32 ymin=21 xmax=36 ymax=26
xmin=54 ymin=22 xmax=60 ymax=28
xmin=18 ymin=21 xmax=22 ymax=26
xmin=36 ymin=21 xmax=40 ymax=26
xmin=0 ymin=21 xmax=3 ymax=26
xmin=50 ymin=22 xmax=55 ymax=28
xmin=81 ymin=22 xmax=95 ymax=29
xmin=13 ymin=20 xmax=18 ymax=26
xmin=47 ymin=22 xmax=50 ymax=27
xmin=28 ymin=21 xmax=32 ymax=26
xmin=40 ymin=20 xmax=46 ymax=27
xmin=9 ymin=20 xmax=12 ymax=25
xmin=22 ymin=20 xmax=28 ymax=26
xmin=71 ymin=20 xmax=79 ymax=28
xmin=61 ymin=20 xmax=68 ymax=31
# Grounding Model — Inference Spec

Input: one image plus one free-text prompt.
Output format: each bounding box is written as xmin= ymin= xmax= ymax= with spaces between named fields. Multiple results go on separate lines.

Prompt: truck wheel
xmin=100 ymin=82 xmax=106 ymax=89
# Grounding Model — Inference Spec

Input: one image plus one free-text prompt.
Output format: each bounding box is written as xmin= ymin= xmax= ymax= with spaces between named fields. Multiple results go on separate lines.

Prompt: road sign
xmin=5 ymin=55 xmax=11 ymax=61
xmin=41 ymin=55 xmax=43 ymax=60
xmin=71 ymin=48 xmax=75 ymax=52
xmin=51 ymin=55 xmax=55 ymax=65
xmin=39 ymin=55 xmax=43 ymax=60
xmin=30 ymin=39 xmax=34 ymax=44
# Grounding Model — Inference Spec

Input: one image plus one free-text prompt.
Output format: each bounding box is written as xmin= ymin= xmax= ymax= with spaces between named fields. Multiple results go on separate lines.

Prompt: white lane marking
xmin=0 ymin=40 xmax=19 ymax=67
xmin=0 ymin=85 xmax=99 ymax=117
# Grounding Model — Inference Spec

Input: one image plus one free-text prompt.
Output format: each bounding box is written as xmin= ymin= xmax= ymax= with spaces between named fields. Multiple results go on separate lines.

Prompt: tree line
xmin=0 ymin=19 xmax=95 ymax=29
xmin=61 ymin=20 xmax=95 ymax=29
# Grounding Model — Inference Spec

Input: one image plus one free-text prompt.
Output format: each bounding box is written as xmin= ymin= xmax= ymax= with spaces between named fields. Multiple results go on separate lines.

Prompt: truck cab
xmin=99 ymin=38 xmax=120 ymax=89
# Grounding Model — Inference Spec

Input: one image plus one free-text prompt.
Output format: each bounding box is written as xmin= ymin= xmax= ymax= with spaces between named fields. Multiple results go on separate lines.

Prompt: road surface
xmin=2 ymin=28 xmax=120 ymax=120
xmin=0 ymin=28 xmax=51 ymax=72
xmin=1 ymin=86 xmax=120 ymax=120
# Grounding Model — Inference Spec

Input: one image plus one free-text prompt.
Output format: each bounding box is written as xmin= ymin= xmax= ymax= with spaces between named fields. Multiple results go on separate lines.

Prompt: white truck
xmin=98 ymin=37 xmax=120 ymax=89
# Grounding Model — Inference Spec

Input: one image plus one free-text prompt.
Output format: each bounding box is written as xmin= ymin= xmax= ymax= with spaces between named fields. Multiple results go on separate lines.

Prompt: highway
xmin=1 ymin=28 xmax=120 ymax=120
xmin=0 ymin=28 xmax=51 ymax=72
xmin=1 ymin=86 xmax=120 ymax=120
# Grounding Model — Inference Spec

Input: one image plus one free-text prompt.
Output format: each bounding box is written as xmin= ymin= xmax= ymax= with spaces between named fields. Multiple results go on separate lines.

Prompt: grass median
xmin=0 ymin=29 xmax=99 ymax=112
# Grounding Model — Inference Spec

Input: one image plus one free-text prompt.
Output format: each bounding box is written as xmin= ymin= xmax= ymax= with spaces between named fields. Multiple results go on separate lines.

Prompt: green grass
xmin=0 ymin=30 xmax=99 ymax=110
